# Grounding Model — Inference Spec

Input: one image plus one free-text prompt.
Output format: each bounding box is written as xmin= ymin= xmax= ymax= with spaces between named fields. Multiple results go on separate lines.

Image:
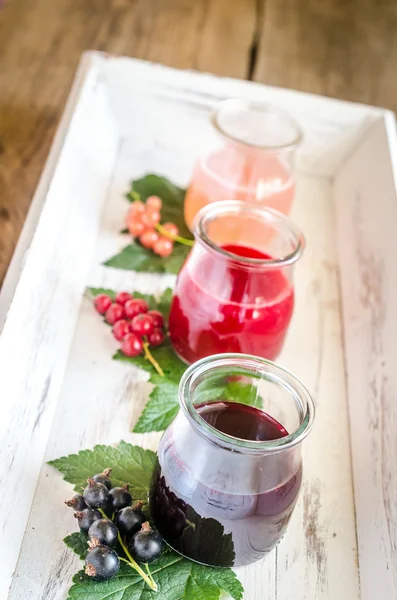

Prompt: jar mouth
xmin=193 ymin=200 xmax=305 ymax=268
xmin=212 ymin=99 xmax=303 ymax=152
xmin=179 ymin=353 xmax=315 ymax=454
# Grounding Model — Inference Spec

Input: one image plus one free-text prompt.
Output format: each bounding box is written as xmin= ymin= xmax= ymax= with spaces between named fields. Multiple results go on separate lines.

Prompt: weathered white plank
xmin=335 ymin=116 xmax=397 ymax=600
xmin=2 ymin=52 xmax=396 ymax=599
xmin=0 ymin=57 xmax=119 ymax=597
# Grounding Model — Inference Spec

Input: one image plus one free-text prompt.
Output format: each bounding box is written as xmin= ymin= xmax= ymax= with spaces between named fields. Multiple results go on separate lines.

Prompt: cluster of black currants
xmin=65 ymin=468 xmax=164 ymax=584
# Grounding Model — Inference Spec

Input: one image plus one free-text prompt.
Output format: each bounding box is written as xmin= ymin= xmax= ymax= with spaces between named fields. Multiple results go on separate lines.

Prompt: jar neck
xmin=179 ymin=354 xmax=314 ymax=455
xmin=193 ymin=200 xmax=305 ymax=270
xmin=212 ymin=99 xmax=303 ymax=152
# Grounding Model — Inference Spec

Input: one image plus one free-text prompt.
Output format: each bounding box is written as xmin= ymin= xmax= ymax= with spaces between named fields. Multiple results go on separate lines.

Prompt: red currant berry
xmin=121 ymin=333 xmax=143 ymax=357
xmin=142 ymin=209 xmax=161 ymax=228
xmin=130 ymin=313 xmax=154 ymax=336
xmin=127 ymin=218 xmax=145 ymax=237
xmin=112 ymin=319 xmax=130 ymax=341
xmin=125 ymin=298 xmax=149 ymax=319
xmin=105 ymin=303 xmax=125 ymax=325
xmin=146 ymin=196 xmax=162 ymax=210
xmin=147 ymin=310 xmax=164 ymax=328
xmin=153 ymin=237 xmax=173 ymax=257
xmin=148 ymin=328 xmax=165 ymax=347
xmin=115 ymin=292 xmax=132 ymax=306
xmin=94 ymin=294 xmax=112 ymax=315
xmin=163 ymin=222 xmax=179 ymax=237
xmin=129 ymin=201 xmax=145 ymax=214
xmin=139 ymin=230 xmax=159 ymax=249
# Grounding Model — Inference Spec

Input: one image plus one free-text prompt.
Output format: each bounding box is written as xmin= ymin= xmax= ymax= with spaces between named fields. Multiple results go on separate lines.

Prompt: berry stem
xmin=127 ymin=190 xmax=141 ymax=203
xmin=155 ymin=223 xmax=194 ymax=247
xmin=143 ymin=340 xmax=164 ymax=377
xmin=98 ymin=509 xmax=157 ymax=591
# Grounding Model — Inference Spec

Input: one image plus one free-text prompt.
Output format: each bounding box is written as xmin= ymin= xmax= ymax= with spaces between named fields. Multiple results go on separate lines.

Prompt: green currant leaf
xmin=64 ymin=532 xmax=88 ymax=560
xmin=222 ymin=380 xmax=264 ymax=408
xmin=87 ymin=288 xmax=116 ymax=301
xmin=131 ymin=291 xmax=158 ymax=310
xmin=66 ymin=555 xmax=243 ymax=600
xmin=128 ymin=174 xmax=193 ymax=240
xmin=104 ymin=243 xmax=190 ymax=275
xmin=48 ymin=441 xmax=156 ymax=501
xmin=133 ymin=376 xmax=179 ymax=433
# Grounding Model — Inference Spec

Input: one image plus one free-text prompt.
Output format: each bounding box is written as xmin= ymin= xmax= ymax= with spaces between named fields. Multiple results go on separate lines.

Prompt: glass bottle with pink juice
xmin=184 ymin=99 xmax=303 ymax=230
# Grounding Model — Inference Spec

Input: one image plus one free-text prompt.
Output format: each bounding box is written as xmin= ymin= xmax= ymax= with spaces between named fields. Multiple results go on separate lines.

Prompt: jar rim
xmin=193 ymin=200 xmax=305 ymax=268
xmin=212 ymin=99 xmax=303 ymax=152
xmin=179 ymin=353 xmax=315 ymax=454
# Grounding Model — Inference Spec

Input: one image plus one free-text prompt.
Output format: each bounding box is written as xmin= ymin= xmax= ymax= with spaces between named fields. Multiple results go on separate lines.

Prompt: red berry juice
xmin=150 ymin=401 xmax=302 ymax=567
xmin=168 ymin=244 xmax=294 ymax=364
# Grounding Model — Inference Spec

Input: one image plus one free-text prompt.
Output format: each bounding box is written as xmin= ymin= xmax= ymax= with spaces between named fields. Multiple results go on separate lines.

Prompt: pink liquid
xmin=150 ymin=401 xmax=301 ymax=566
xmin=184 ymin=146 xmax=295 ymax=230
xmin=168 ymin=244 xmax=294 ymax=364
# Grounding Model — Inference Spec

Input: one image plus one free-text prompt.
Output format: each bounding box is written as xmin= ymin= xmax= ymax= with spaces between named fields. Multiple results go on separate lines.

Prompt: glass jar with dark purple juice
xmin=150 ymin=353 xmax=314 ymax=567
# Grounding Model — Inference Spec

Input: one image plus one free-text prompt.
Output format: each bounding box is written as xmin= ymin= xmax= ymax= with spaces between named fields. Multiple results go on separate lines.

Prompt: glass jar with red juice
xmin=168 ymin=200 xmax=304 ymax=364
xmin=150 ymin=353 xmax=315 ymax=566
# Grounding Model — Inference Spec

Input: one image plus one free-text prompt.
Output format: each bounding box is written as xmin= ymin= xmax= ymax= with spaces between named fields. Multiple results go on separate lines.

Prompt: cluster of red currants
xmin=94 ymin=292 xmax=165 ymax=357
xmin=126 ymin=195 xmax=179 ymax=257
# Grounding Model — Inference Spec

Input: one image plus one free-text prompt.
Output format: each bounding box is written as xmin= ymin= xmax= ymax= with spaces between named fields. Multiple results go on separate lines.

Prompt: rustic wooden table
xmin=0 ymin=0 xmax=397 ymax=286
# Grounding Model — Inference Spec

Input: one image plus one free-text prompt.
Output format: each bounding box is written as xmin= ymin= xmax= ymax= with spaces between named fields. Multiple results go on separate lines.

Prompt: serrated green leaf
xmin=87 ymin=287 xmax=116 ymax=301
xmin=66 ymin=555 xmax=243 ymax=600
xmin=49 ymin=441 xmax=155 ymax=502
xmin=132 ymin=291 xmax=157 ymax=310
xmin=129 ymin=175 xmax=192 ymax=241
xmin=104 ymin=243 xmax=190 ymax=275
xmin=64 ymin=532 xmax=88 ymax=560
xmin=133 ymin=377 xmax=179 ymax=433
xmin=223 ymin=380 xmax=264 ymax=408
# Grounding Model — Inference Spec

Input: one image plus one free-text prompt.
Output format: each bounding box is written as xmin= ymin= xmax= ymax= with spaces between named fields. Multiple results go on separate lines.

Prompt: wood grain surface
xmin=0 ymin=0 xmax=396 ymax=285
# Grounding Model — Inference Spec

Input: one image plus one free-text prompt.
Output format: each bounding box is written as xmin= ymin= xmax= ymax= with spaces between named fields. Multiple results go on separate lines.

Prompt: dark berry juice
xmin=168 ymin=244 xmax=294 ymax=364
xmin=150 ymin=401 xmax=302 ymax=567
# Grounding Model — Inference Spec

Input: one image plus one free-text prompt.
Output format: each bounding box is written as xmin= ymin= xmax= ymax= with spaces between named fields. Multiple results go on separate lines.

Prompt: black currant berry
xmin=109 ymin=484 xmax=132 ymax=511
xmin=65 ymin=494 xmax=87 ymax=511
xmin=74 ymin=508 xmax=102 ymax=533
xmin=88 ymin=518 xmax=118 ymax=547
xmin=102 ymin=498 xmax=114 ymax=519
xmin=85 ymin=545 xmax=120 ymax=581
xmin=93 ymin=468 xmax=112 ymax=490
xmin=83 ymin=478 xmax=109 ymax=509
xmin=128 ymin=522 xmax=164 ymax=563
xmin=115 ymin=501 xmax=145 ymax=538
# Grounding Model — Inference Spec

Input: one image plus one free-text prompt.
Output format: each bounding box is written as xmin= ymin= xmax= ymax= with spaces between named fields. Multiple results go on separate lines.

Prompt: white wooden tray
xmin=1 ymin=51 xmax=397 ymax=600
